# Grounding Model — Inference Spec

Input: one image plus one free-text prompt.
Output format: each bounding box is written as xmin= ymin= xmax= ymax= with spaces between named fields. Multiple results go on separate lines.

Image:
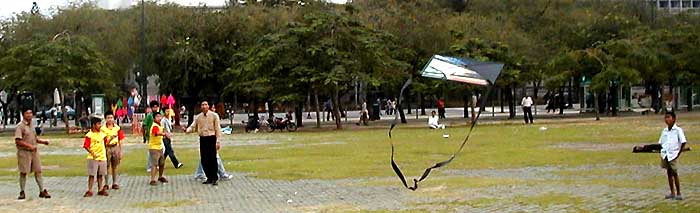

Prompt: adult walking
xmin=15 ymin=108 xmax=51 ymax=199
xmin=521 ymin=94 xmax=534 ymax=124
xmin=186 ymin=101 xmax=222 ymax=185
xmin=437 ymin=98 xmax=446 ymax=119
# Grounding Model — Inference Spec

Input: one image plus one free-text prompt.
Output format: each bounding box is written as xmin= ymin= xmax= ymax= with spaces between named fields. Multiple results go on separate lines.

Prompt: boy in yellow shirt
xmin=82 ymin=117 xmax=109 ymax=197
xmin=101 ymin=112 xmax=125 ymax=190
xmin=148 ymin=112 xmax=169 ymax=185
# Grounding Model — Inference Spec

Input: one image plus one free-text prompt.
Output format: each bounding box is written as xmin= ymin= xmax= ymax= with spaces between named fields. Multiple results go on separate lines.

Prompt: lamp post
xmin=139 ymin=0 xmax=148 ymax=108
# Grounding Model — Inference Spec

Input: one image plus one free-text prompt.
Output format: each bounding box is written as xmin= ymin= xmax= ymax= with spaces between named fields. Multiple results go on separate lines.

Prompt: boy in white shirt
xmin=658 ymin=112 xmax=687 ymax=200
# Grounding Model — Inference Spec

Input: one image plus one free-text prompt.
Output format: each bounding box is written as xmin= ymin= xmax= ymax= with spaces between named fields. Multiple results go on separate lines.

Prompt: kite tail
xmin=389 ymin=80 xmax=494 ymax=191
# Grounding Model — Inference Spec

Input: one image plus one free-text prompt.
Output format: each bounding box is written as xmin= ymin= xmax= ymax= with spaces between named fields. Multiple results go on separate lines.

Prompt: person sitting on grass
xmin=428 ymin=111 xmax=445 ymax=129
xmin=148 ymin=112 xmax=169 ymax=186
xmin=83 ymin=116 xmax=109 ymax=197
xmin=659 ymin=111 xmax=687 ymax=201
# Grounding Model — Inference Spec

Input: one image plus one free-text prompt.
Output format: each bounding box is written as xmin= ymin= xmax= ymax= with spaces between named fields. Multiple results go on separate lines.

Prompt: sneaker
xmin=83 ymin=191 xmax=93 ymax=197
xmin=674 ymin=195 xmax=684 ymax=200
xmin=194 ymin=176 xmax=206 ymax=181
xmin=665 ymin=194 xmax=675 ymax=199
xmin=18 ymin=191 xmax=25 ymax=200
xmin=158 ymin=177 xmax=169 ymax=183
xmin=176 ymin=163 xmax=184 ymax=169
xmin=149 ymin=180 xmax=158 ymax=186
xmin=202 ymin=181 xmax=212 ymax=184
xmin=39 ymin=189 xmax=51 ymax=199
xmin=111 ymin=184 xmax=120 ymax=190
xmin=97 ymin=190 xmax=109 ymax=196
xmin=220 ymin=174 xmax=232 ymax=181
xmin=211 ymin=181 xmax=218 ymax=186
xmin=102 ymin=185 xmax=110 ymax=191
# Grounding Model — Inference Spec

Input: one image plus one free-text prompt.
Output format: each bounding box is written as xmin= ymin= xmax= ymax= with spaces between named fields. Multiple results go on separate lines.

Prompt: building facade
xmin=653 ymin=0 xmax=700 ymax=11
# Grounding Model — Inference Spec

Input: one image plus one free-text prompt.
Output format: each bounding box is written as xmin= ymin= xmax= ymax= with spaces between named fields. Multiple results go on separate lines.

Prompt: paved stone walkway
xmin=0 ymin=164 xmax=697 ymax=212
xmin=0 ymin=173 xmax=423 ymax=212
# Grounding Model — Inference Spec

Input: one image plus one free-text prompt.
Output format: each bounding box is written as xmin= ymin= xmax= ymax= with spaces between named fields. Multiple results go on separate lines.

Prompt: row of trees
xmin=1 ymin=0 xmax=699 ymax=129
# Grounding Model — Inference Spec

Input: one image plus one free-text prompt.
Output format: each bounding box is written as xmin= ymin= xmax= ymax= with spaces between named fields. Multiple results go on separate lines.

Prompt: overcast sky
xmin=0 ymin=0 xmax=347 ymax=20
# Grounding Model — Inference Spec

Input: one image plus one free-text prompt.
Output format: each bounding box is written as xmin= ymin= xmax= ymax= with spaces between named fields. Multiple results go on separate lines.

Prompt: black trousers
xmin=438 ymin=108 xmax=446 ymax=119
xmin=523 ymin=107 xmax=533 ymax=123
xmin=199 ymin=136 xmax=219 ymax=182
xmin=163 ymin=138 xmax=180 ymax=167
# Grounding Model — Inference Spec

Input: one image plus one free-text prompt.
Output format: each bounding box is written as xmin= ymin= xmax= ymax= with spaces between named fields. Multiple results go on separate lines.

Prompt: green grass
xmin=0 ymin=113 xmax=698 ymax=181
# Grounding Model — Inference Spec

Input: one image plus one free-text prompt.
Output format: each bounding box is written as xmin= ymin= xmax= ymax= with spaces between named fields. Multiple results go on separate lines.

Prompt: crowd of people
xmin=10 ymin=98 xmax=234 ymax=199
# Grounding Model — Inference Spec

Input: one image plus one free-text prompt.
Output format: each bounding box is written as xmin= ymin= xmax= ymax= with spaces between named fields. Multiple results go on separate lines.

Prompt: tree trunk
xmin=506 ymin=86 xmax=515 ymax=119
xmin=669 ymin=80 xmax=676 ymax=112
xmin=398 ymin=104 xmax=407 ymax=123
xmin=499 ymin=88 xmax=504 ymax=113
xmin=332 ymin=89 xmax=342 ymax=129
xmin=558 ymin=87 xmax=565 ymax=115
xmin=594 ymin=92 xmax=600 ymax=121
xmin=463 ymin=91 xmax=469 ymax=118
xmin=186 ymin=103 xmax=195 ymax=127
xmin=252 ymin=97 xmax=259 ymax=119
xmin=174 ymin=99 xmax=181 ymax=127
xmin=687 ymin=87 xmax=693 ymax=111
xmin=267 ymin=99 xmax=274 ymax=119
xmin=651 ymin=84 xmax=660 ymax=113
xmin=295 ymin=102 xmax=303 ymax=127
xmin=406 ymin=95 xmax=412 ymax=115
xmin=568 ymin=78 xmax=573 ymax=109
xmin=419 ymin=93 xmax=426 ymax=115
xmin=611 ymin=83 xmax=618 ymax=116
xmin=75 ymin=91 xmax=84 ymax=127
xmin=314 ymin=90 xmax=321 ymax=128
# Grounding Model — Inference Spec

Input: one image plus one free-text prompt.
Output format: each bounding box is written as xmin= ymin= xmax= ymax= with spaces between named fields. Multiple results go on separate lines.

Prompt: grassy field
xmin=0 ymin=113 xmax=698 ymax=211
xmin=0 ymin=113 xmax=698 ymax=178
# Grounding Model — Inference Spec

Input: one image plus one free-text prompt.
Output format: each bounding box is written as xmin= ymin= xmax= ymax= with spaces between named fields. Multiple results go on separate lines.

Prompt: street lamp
xmin=139 ymin=0 xmax=148 ymax=108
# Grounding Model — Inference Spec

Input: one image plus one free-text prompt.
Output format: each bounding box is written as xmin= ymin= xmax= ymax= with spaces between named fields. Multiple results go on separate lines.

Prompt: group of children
xmin=82 ymin=106 xmax=175 ymax=197
xmin=82 ymin=113 xmax=126 ymax=197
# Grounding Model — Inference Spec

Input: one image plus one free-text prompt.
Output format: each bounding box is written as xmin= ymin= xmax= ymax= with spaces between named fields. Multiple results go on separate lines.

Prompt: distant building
xmin=652 ymin=0 xmax=700 ymax=11
xmin=94 ymin=0 xmax=132 ymax=10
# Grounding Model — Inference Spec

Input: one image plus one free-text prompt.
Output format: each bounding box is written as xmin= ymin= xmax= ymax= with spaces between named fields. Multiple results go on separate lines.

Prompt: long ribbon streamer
xmin=389 ymin=78 xmax=493 ymax=191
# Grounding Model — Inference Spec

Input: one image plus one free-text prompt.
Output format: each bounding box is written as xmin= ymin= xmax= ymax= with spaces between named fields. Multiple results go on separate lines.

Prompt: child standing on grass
xmin=659 ymin=111 xmax=687 ymax=200
xmin=83 ymin=116 xmax=109 ymax=197
xmin=148 ymin=112 xmax=169 ymax=185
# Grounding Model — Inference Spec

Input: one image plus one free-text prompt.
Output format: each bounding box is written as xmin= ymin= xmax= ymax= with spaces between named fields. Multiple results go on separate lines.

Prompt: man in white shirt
xmin=428 ymin=111 xmax=445 ymax=129
xmin=658 ymin=112 xmax=687 ymax=200
xmin=521 ymin=95 xmax=534 ymax=124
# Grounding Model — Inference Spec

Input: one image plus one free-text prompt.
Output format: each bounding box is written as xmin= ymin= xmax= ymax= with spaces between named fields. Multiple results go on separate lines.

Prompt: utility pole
xmin=140 ymin=0 xmax=148 ymax=108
